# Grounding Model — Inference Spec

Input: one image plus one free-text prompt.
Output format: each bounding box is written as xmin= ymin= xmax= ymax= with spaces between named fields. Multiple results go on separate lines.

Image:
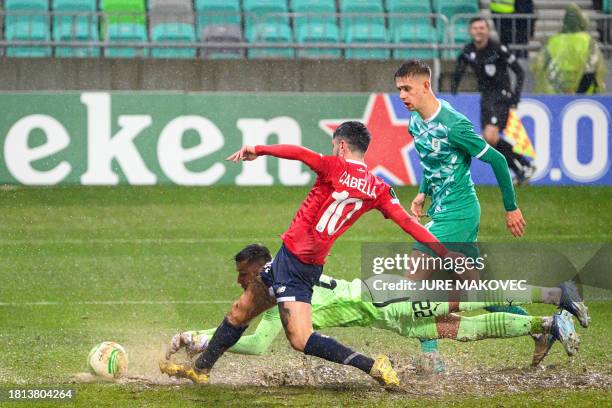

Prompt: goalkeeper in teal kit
xmin=392 ymin=60 xmax=588 ymax=372
xmin=163 ymin=244 xmax=582 ymax=369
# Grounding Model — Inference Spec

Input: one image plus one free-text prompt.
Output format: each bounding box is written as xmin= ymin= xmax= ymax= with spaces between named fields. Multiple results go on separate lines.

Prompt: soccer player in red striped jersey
xmin=160 ymin=121 xmax=461 ymax=387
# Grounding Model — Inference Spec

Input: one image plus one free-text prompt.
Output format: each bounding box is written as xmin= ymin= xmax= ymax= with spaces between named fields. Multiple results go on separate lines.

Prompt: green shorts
xmin=413 ymin=214 xmax=480 ymax=259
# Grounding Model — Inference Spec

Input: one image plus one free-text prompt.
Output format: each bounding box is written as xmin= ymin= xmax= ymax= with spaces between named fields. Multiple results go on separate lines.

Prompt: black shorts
xmin=259 ymin=244 xmax=323 ymax=304
xmin=480 ymin=96 xmax=511 ymax=130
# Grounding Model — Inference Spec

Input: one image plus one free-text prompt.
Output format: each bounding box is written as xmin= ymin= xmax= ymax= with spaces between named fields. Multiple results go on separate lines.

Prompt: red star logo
xmin=319 ymin=94 xmax=416 ymax=185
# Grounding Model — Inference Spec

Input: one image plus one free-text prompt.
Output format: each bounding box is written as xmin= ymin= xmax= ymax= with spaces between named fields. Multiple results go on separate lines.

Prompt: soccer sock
xmin=195 ymin=317 xmax=248 ymax=371
xmin=303 ymin=332 xmax=374 ymax=373
xmin=419 ymin=338 xmax=438 ymax=353
xmin=455 ymin=313 xmax=545 ymax=340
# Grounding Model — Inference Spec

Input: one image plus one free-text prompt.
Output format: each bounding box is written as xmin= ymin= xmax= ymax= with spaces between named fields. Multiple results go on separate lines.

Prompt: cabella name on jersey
xmin=339 ymin=171 xmax=377 ymax=199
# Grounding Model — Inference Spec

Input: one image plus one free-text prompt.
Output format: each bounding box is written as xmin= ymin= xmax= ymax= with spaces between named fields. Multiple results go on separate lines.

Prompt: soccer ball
xmin=87 ymin=341 xmax=128 ymax=379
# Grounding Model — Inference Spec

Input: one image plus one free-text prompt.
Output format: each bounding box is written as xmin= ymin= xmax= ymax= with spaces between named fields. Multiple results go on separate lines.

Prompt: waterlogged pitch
xmin=0 ymin=186 xmax=610 ymax=407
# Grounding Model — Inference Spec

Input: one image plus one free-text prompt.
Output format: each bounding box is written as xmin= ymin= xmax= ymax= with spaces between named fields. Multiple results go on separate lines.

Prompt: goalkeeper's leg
xmin=435 ymin=313 xmax=549 ymax=341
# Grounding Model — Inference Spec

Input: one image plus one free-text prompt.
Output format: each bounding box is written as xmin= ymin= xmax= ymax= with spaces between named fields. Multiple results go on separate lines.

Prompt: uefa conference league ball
xmin=87 ymin=341 xmax=128 ymax=380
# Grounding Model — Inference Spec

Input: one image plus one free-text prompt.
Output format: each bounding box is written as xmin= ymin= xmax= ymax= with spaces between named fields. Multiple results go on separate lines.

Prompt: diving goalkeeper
xmin=163 ymin=244 xmax=583 ymax=370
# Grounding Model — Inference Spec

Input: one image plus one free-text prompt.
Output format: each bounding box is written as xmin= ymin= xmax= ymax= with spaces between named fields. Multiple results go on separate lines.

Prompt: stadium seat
xmin=432 ymin=0 xmax=478 ymax=41
xmin=54 ymin=19 xmax=99 ymax=57
xmin=201 ymin=24 xmax=244 ymax=58
xmin=5 ymin=1 xmax=51 ymax=57
xmin=5 ymin=0 xmax=49 ymax=10
xmin=243 ymin=0 xmax=289 ymax=39
xmin=5 ymin=19 xmax=51 ymax=57
xmin=291 ymin=0 xmax=336 ymax=32
xmin=296 ymin=22 xmax=340 ymax=58
xmin=149 ymin=4 xmax=194 ymax=30
xmin=344 ymin=23 xmax=389 ymax=60
xmin=247 ymin=21 xmax=294 ymax=59
xmin=52 ymin=0 xmax=98 ymax=56
xmin=386 ymin=0 xmax=432 ymax=35
xmin=149 ymin=0 xmax=192 ymax=8
xmin=105 ymin=23 xmax=148 ymax=58
xmin=392 ymin=21 xmax=437 ymax=60
xmin=101 ymin=0 xmax=146 ymax=31
xmin=151 ymin=23 xmax=196 ymax=58
xmin=339 ymin=0 xmax=385 ymax=39
xmin=195 ymin=0 xmax=241 ymax=39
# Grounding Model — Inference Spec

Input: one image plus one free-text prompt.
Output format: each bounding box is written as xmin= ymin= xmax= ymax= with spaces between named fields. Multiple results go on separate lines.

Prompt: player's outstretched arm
xmin=166 ymin=310 xmax=283 ymax=358
xmin=226 ymin=144 xmax=325 ymax=172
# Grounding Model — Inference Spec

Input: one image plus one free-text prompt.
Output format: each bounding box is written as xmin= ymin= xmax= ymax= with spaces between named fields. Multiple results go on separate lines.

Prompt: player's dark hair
xmin=394 ymin=59 xmax=431 ymax=79
xmin=469 ymin=16 xmax=489 ymax=27
xmin=234 ymin=244 xmax=272 ymax=265
xmin=333 ymin=121 xmax=371 ymax=154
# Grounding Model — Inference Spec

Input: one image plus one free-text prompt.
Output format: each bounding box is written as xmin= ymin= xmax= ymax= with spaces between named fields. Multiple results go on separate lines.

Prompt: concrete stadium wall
xmin=0 ymin=58 xmax=479 ymax=92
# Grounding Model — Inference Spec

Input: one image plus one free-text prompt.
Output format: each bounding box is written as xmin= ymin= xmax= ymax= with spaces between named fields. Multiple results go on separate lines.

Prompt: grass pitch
xmin=0 ymin=185 xmax=610 ymax=407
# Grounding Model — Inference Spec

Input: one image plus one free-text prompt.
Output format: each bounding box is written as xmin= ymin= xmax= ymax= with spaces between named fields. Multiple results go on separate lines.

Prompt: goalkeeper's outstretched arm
xmin=167 ymin=309 xmax=283 ymax=358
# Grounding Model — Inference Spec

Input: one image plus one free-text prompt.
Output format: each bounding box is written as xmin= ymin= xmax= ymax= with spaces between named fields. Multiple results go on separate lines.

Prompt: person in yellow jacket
xmin=532 ymin=3 xmax=607 ymax=94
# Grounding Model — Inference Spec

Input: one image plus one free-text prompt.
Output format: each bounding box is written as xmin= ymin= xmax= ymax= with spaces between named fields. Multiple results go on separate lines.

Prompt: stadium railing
xmin=1 ymin=10 xmax=610 ymax=58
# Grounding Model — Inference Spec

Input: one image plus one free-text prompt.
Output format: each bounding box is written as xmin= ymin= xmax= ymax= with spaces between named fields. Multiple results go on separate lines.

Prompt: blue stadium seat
xmin=291 ymin=0 xmax=336 ymax=32
xmin=5 ymin=1 xmax=51 ymax=57
xmin=344 ymin=23 xmax=389 ymax=60
xmin=247 ymin=21 xmax=294 ymax=59
xmin=393 ymin=21 xmax=437 ymax=60
xmin=5 ymin=0 xmax=49 ymax=10
xmin=296 ymin=22 xmax=340 ymax=58
xmin=6 ymin=19 xmax=51 ymax=57
xmin=105 ymin=23 xmax=148 ymax=57
xmin=243 ymin=0 xmax=289 ymax=39
xmin=339 ymin=0 xmax=384 ymax=39
xmin=386 ymin=0 xmax=432 ymax=35
xmin=52 ymin=0 xmax=98 ymax=56
xmin=151 ymin=23 xmax=197 ymax=58
xmin=195 ymin=0 xmax=241 ymax=39
xmin=433 ymin=0 xmax=478 ymax=42
xmin=54 ymin=19 xmax=99 ymax=57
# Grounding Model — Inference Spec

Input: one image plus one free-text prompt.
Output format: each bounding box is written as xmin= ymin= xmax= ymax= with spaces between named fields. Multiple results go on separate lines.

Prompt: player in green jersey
xmin=392 ymin=60 xmax=587 ymax=373
xmin=161 ymin=244 xmax=581 ymax=375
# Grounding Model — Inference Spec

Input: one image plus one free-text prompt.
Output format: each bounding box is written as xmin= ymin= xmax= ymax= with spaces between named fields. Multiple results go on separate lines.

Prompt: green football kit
xmin=186 ymin=275 xmax=545 ymax=356
xmin=409 ymin=99 xmax=517 ymax=255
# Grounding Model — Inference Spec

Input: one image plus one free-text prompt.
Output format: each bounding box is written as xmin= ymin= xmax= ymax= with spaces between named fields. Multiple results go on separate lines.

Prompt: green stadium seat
xmin=247 ymin=22 xmax=294 ymax=59
xmin=603 ymin=0 xmax=610 ymax=13
xmin=291 ymin=0 xmax=336 ymax=32
xmin=151 ymin=23 xmax=196 ymax=58
xmin=101 ymin=0 xmax=146 ymax=31
xmin=392 ymin=21 xmax=437 ymax=60
xmin=54 ymin=19 xmax=99 ymax=57
xmin=244 ymin=0 xmax=289 ymax=39
xmin=105 ymin=23 xmax=148 ymax=57
xmin=6 ymin=19 xmax=51 ymax=56
xmin=296 ymin=22 xmax=340 ymax=58
xmin=339 ymin=0 xmax=385 ymax=38
xmin=195 ymin=0 xmax=241 ymax=39
xmin=386 ymin=0 xmax=432 ymax=35
xmin=344 ymin=23 xmax=389 ymax=60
